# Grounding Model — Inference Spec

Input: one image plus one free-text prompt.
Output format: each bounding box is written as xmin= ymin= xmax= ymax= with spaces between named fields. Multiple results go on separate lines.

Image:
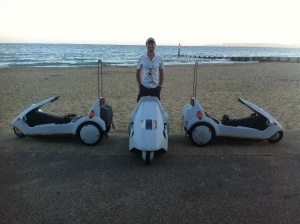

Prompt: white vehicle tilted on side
xmin=129 ymin=96 xmax=168 ymax=165
xmin=11 ymin=60 xmax=114 ymax=146
xmin=182 ymin=61 xmax=283 ymax=147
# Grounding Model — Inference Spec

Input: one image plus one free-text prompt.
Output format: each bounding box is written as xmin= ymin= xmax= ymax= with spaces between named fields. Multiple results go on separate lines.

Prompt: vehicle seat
xmin=25 ymin=110 xmax=72 ymax=127
xmin=221 ymin=114 xmax=230 ymax=125
xmin=222 ymin=114 xmax=268 ymax=130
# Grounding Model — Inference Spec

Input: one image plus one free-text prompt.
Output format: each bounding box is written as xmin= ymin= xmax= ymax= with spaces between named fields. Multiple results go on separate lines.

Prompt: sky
xmin=0 ymin=0 xmax=299 ymax=46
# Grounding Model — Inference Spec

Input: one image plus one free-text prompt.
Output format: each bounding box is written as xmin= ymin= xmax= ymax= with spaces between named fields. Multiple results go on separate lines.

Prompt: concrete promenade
xmin=1 ymin=130 xmax=300 ymax=223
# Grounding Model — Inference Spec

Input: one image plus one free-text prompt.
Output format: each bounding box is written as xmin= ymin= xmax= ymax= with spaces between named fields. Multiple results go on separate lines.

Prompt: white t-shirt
xmin=137 ymin=54 xmax=164 ymax=88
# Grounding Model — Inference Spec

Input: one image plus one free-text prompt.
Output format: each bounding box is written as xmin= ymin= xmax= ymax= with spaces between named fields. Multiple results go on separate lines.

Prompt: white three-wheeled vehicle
xmin=129 ymin=96 xmax=168 ymax=165
xmin=182 ymin=61 xmax=283 ymax=147
xmin=11 ymin=60 xmax=113 ymax=146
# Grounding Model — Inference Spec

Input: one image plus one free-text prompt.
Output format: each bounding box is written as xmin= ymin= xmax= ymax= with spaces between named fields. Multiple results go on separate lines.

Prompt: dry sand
xmin=1 ymin=63 xmax=300 ymax=135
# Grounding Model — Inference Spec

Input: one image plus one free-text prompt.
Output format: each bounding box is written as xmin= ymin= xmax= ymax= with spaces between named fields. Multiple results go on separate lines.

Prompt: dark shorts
xmin=137 ymin=84 xmax=161 ymax=102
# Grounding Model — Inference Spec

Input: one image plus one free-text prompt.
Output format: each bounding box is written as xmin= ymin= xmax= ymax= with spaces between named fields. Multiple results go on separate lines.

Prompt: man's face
xmin=146 ymin=41 xmax=156 ymax=52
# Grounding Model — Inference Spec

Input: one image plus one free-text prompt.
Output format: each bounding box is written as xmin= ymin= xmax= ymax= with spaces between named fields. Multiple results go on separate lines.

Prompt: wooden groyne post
xmin=178 ymin=54 xmax=300 ymax=63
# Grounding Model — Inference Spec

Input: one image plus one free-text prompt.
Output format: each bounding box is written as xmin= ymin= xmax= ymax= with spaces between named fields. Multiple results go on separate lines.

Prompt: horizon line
xmin=1 ymin=42 xmax=300 ymax=48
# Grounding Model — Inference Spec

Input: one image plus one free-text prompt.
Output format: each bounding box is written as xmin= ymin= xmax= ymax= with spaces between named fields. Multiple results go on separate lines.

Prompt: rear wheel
xmin=189 ymin=122 xmax=215 ymax=147
xmin=13 ymin=126 xmax=26 ymax=138
xmin=267 ymin=131 xmax=283 ymax=143
xmin=77 ymin=122 xmax=103 ymax=146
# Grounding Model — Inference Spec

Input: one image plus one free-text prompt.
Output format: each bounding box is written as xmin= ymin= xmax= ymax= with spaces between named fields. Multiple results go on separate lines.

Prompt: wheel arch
xmin=73 ymin=117 xmax=106 ymax=135
xmin=76 ymin=121 xmax=104 ymax=137
xmin=187 ymin=117 xmax=218 ymax=134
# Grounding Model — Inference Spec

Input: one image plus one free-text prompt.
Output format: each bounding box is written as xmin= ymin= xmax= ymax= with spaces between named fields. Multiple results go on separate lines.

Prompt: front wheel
xmin=77 ymin=122 xmax=103 ymax=146
xmin=189 ymin=122 xmax=215 ymax=147
xmin=13 ymin=126 xmax=26 ymax=138
xmin=142 ymin=151 xmax=154 ymax=165
xmin=267 ymin=131 xmax=283 ymax=143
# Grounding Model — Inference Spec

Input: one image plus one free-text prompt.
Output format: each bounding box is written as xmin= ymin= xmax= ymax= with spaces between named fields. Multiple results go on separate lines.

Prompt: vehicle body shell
xmin=11 ymin=96 xmax=113 ymax=146
xmin=182 ymin=97 xmax=283 ymax=145
xmin=129 ymin=96 xmax=168 ymax=164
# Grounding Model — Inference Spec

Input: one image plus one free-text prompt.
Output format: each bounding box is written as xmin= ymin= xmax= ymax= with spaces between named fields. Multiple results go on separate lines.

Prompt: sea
xmin=1 ymin=43 xmax=300 ymax=68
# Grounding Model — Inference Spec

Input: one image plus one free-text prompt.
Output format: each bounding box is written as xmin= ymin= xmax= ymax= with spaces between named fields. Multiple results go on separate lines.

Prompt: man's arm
xmin=159 ymin=68 xmax=164 ymax=87
xmin=136 ymin=69 xmax=141 ymax=87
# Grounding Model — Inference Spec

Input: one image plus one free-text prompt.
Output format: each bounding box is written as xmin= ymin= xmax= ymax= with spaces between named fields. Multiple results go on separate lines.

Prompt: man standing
xmin=136 ymin=37 xmax=164 ymax=102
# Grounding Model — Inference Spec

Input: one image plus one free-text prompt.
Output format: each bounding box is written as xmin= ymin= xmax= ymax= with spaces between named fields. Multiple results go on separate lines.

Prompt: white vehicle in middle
xmin=129 ymin=96 xmax=168 ymax=165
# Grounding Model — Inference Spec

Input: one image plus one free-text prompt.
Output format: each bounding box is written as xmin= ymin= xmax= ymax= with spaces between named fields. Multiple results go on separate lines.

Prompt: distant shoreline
xmin=217 ymin=43 xmax=300 ymax=48
xmin=1 ymin=42 xmax=300 ymax=48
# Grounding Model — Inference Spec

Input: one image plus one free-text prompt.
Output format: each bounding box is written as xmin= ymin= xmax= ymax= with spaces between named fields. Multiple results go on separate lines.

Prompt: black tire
xmin=267 ymin=131 xmax=283 ymax=143
xmin=77 ymin=122 xmax=103 ymax=146
xmin=188 ymin=122 xmax=215 ymax=147
xmin=146 ymin=151 xmax=151 ymax=165
xmin=13 ymin=126 xmax=26 ymax=138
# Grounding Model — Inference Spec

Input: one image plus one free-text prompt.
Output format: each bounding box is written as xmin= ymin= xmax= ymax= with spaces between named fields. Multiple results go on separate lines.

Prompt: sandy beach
xmin=1 ymin=63 xmax=300 ymax=134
